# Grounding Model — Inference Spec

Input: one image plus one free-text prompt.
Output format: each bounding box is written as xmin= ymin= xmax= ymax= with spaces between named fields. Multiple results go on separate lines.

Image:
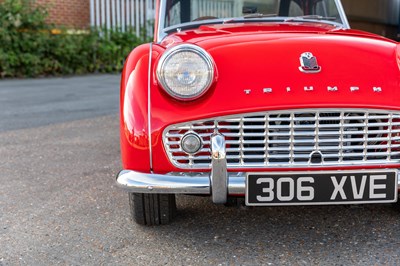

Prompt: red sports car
xmin=117 ymin=0 xmax=400 ymax=225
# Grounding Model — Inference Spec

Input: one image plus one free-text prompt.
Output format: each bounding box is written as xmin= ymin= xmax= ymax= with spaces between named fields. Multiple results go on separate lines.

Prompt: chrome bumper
xmin=116 ymin=170 xmax=400 ymax=201
xmin=116 ymin=170 xmax=245 ymax=195
xmin=116 ymin=132 xmax=400 ymax=204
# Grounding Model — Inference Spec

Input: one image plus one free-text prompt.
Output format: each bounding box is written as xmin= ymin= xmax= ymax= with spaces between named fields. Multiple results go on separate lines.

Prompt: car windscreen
xmin=163 ymin=0 xmax=344 ymax=29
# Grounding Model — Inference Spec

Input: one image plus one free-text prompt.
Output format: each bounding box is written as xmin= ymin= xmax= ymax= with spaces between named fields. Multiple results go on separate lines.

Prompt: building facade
xmin=36 ymin=0 xmax=90 ymax=29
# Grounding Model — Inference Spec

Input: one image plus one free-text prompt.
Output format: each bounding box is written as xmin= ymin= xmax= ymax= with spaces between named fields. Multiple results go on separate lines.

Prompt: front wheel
xmin=129 ymin=193 xmax=177 ymax=226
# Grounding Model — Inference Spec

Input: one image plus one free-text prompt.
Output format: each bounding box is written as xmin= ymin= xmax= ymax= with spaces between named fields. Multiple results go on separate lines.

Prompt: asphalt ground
xmin=1 ymin=75 xmax=400 ymax=265
xmin=0 ymin=75 xmax=119 ymax=132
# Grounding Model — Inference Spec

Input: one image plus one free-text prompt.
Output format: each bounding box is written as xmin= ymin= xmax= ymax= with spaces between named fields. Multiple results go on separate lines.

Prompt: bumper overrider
xmin=116 ymin=133 xmax=400 ymax=204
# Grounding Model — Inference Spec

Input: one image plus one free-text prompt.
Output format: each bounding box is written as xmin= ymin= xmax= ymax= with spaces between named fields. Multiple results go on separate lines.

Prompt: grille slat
xmin=163 ymin=109 xmax=400 ymax=169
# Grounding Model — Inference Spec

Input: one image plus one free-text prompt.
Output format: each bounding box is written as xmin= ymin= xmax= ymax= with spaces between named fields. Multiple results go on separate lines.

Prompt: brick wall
xmin=35 ymin=0 xmax=90 ymax=29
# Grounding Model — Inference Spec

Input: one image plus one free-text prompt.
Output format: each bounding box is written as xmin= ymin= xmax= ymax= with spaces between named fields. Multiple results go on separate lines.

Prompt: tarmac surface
xmin=1 ymin=75 xmax=400 ymax=265
xmin=0 ymin=75 xmax=119 ymax=132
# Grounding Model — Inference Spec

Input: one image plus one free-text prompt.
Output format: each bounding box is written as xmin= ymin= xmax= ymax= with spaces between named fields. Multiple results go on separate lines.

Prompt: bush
xmin=0 ymin=0 xmax=146 ymax=78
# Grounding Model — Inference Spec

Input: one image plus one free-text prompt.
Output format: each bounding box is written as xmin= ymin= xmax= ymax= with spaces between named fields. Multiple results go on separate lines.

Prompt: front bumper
xmin=116 ymin=170 xmax=400 ymax=202
xmin=117 ymin=132 xmax=400 ymax=204
xmin=116 ymin=170 xmax=244 ymax=194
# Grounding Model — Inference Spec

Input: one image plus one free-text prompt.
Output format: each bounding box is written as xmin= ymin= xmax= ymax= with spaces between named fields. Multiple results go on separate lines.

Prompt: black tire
xmin=129 ymin=193 xmax=177 ymax=226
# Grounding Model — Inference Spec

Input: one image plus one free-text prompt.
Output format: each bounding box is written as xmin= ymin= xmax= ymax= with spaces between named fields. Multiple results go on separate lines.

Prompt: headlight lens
xmin=156 ymin=44 xmax=215 ymax=100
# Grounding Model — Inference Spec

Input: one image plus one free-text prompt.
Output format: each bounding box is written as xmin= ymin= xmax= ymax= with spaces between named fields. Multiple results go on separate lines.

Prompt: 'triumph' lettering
xmin=244 ymin=86 xmax=383 ymax=95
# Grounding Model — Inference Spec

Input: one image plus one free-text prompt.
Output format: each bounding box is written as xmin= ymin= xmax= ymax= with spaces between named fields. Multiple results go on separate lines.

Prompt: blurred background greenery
xmin=0 ymin=0 xmax=146 ymax=78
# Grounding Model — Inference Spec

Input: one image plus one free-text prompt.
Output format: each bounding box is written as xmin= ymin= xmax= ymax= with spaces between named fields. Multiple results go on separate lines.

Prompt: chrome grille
xmin=163 ymin=109 xmax=400 ymax=169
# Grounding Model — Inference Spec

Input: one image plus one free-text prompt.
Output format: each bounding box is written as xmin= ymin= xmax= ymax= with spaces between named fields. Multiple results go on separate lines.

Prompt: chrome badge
xmin=299 ymin=52 xmax=321 ymax=73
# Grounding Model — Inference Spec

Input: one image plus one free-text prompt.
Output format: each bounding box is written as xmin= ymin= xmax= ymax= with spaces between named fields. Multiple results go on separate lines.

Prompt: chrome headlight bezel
xmin=156 ymin=44 xmax=215 ymax=101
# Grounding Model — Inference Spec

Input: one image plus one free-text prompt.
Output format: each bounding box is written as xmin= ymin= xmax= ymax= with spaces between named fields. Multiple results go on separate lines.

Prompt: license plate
xmin=246 ymin=170 xmax=398 ymax=206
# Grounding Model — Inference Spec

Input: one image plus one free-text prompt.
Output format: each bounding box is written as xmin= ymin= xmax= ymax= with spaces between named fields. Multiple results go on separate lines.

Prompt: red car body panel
xmin=120 ymin=44 xmax=152 ymax=172
xmin=120 ymin=22 xmax=400 ymax=174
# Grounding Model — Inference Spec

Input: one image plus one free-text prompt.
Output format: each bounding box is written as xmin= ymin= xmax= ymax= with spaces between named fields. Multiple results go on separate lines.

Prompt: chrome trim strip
xmin=210 ymin=133 xmax=228 ymax=204
xmin=155 ymin=1 xmax=162 ymax=43
xmin=299 ymin=67 xmax=322 ymax=74
xmin=335 ymin=0 xmax=350 ymax=29
xmin=157 ymin=0 xmax=167 ymax=42
xmin=116 ymin=170 xmax=400 ymax=195
xmin=148 ymin=43 xmax=153 ymax=171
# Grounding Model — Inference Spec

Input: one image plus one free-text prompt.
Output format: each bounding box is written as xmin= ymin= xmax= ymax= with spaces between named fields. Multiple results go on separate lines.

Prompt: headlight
xmin=156 ymin=44 xmax=215 ymax=100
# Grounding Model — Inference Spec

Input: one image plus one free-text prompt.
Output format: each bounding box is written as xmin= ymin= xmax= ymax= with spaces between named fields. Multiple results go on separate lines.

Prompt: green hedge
xmin=0 ymin=0 xmax=146 ymax=78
